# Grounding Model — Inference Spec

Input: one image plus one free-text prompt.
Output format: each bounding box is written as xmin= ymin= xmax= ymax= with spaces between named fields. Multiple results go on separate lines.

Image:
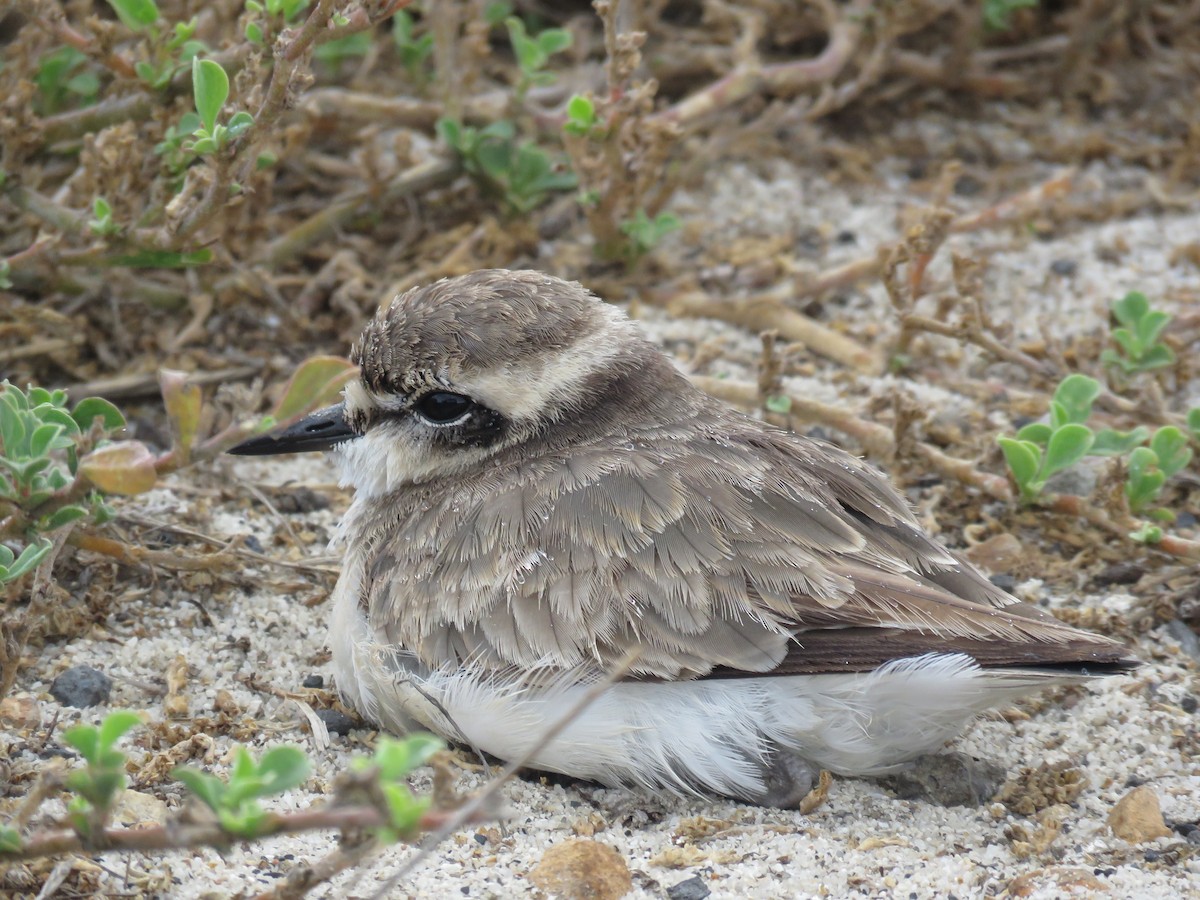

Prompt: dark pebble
xmin=473 ymin=833 xmax=487 ymax=845
xmin=1050 ymin=259 xmax=1078 ymax=276
xmin=1181 ymin=694 xmax=1197 ymax=714
xmin=835 ymin=230 xmax=857 ymax=245
xmin=301 ymin=674 xmax=324 ymax=689
xmin=315 ymin=708 xmax=356 ymax=736
xmin=244 ymin=534 xmax=264 ymax=554
xmin=667 ymin=875 xmax=711 ymax=900
xmin=988 ymin=574 xmax=1017 ymax=591
xmin=50 ymin=665 xmax=112 ymax=708
xmin=1177 ymin=512 xmax=1197 ymax=528
xmin=1144 ymin=850 xmax=1160 ymax=862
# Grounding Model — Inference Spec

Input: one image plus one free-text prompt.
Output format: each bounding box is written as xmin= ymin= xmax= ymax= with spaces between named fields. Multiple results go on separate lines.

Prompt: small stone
xmin=315 ymin=708 xmax=356 ymax=736
xmin=1050 ymin=259 xmax=1078 ymax=276
xmin=1108 ymin=785 xmax=1171 ymax=843
xmin=113 ymin=790 xmax=170 ymax=827
xmin=50 ymin=666 xmax=112 ymax=708
xmin=965 ymin=533 xmax=1023 ymax=574
xmin=301 ymin=674 xmax=324 ymax=689
xmin=667 ymin=874 xmax=712 ymax=900
xmin=879 ymin=752 xmax=1005 ymax=807
xmin=528 ymin=839 xmax=632 ymax=900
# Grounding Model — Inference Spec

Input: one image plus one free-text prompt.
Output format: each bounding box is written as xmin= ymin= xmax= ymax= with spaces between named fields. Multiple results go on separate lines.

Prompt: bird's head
xmin=229 ymin=269 xmax=682 ymax=495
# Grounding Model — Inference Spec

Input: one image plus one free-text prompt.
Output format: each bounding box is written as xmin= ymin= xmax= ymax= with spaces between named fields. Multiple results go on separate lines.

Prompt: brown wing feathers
xmin=366 ymin=399 xmax=1133 ymax=678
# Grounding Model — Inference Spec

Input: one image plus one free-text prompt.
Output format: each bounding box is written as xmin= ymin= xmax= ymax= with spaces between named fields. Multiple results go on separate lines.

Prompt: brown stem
xmin=1 ymin=803 xmax=489 ymax=863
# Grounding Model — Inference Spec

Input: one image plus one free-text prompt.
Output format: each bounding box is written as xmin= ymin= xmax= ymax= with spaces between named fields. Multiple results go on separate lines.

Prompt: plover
xmin=232 ymin=269 xmax=1135 ymax=807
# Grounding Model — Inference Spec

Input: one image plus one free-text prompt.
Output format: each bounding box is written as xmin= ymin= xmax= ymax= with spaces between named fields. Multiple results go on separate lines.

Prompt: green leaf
xmin=172 ymin=767 xmax=226 ymax=811
xmin=1015 ymin=422 xmax=1052 ymax=445
xmin=72 ymin=397 xmax=126 ymax=432
xmin=1135 ymin=343 xmax=1175 ymax=371
xmin=105 ymin=0 xmax=160 ymax=31
xmin=1112 ymin=290 xmax=1149 ymax=329
xmin=1090 ymin=426 xmax=1149 ymax=456
xmin=0 ymin=545 xmax=12 ymax=568
xmin=0 ymin=825 xmax=21 ymax=853
xmin=29 ymin=422 xmax=66 ymax=458
xmin=41 ymin=505 xmax=87 ymax=531
xmin=245 ymin=21 xmax=264 ymax=44
xmin=226 ymin=111 xmax=254 ymax=139
xmin=1150 ymin=426 xmax=1192 ymax=478
xmin=63 ymin=723 xmax=101 ymax=763
xmin=564 ymin=94 xmax=596 ymax=135
xmin=1052 ymin=374 xmax=1100 ymax=426
xmin=0 ymin=538 xmax=52 ymax=582
xmin=1129 ymin=523 xmax=1163 ymax=543
xmin=1136 ymin=309 xmax=1171 ymax=348
xmin=1188 ymin=407 xmax=1200 ymax=441
xmin=764 ymin=395 xmax=792 ymax=415
xmin=192 ymin=58 xmax=229 ymax=134
xmin=536 ymin=28 xmax=573 ymax=56
xmin=98 ymin=711 xmax=142 ymax=750
xmin=1042 ymin=423 xmax=1094 ymax=479
xmin=256 ymin=745 xmax=310 ymax=794
xmin=1125 ymin=446 xmax=1164 ymax=512
xmin=998 ymin=437 xmax=1041 ymax=495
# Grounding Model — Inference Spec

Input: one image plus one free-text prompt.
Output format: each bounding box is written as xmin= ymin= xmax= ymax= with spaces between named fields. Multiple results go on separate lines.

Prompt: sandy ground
xmin=5 ymin=110 xmax=1200 ymax=899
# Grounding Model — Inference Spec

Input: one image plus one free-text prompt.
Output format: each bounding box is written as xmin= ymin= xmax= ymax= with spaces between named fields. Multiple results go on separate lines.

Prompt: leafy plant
xmin=174 ymin=746 xmax=311 ymax=838
xmin=1100 ymin=291 xmax=1175 ymax=375
xmin=0 ymin=382 xmax=125 ymax=544
xmin=563 ymin=94 xmax=600 ymax=136
xmin=1125 ymin=426 xmax=1194 ymax=515
xmin=88 ymin=198 xmax=120 ymax=237
xmin=187 ymin=58 xmax=254 ymax=156
xmin=354 ymin=735 xmax=444 ymax=841
xmin=504 ymin=16 xmax=572 ymax=103
xmin=61 ymin=711 xmax=143 ymax=836
xmin=35 ymin=47 xmax=100 ymax=115
xmin=620 ymin=209 xmax=681 ymax=260
xmin=393 ymin=9 xmax=435 ymax=85
xmin=998 ymin=374 xmax=1098 ymax=502
xmin=437 ymin=118 xmax=577 ymax=215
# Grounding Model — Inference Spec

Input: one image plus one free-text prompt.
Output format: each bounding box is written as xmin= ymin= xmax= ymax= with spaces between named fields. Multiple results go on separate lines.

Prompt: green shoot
xmin=982 ymin=0 xmax=1038 ymax=30
xmin=504 ymin=17 xmax=572 ymax=103
xmin=186 ymin=58 xmax=254 ymax=156
xmin=619 ymin=209 xmax=681 ymax=260
xmin=393 ymin=10 xmax=435 ymax=85
xmin=62 ymin=711 xmax=143 ymax=836
xmin=1100 ymin=291 xmax=1175 ymax=375
xmin=173 ymin=745 xmax=310 ymax=838
xmin=437 ymin=118 xmax=577 ymax=215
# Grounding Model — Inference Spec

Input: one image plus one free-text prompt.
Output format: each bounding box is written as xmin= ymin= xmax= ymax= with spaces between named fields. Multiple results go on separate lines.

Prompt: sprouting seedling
xmin=437 ymin=118 xmax=577 ymax=215
xmin=352 ymin=735 xmax=445 ymax=842
xmin=1100 ymin=291 xmax=1175 ymax=375
xmin=998 ymin=374 xmax=1098 ymax=502
xmin=504 ymin=16 xmax=572 ymax=104
xmin=619 ymin=209 xmax=681 ymax=261
xmin=186 ymin=58 xmax=254 ymax=156
xmin=61 ymin=711 xmax=143 ymax=837
xmin=393 ymin=9 xmax=435 ymax=85
xmin=1125 ymin=426 xmax=1194 ymax=516
xmin=173 ymin=745 xmax=311 ymax=838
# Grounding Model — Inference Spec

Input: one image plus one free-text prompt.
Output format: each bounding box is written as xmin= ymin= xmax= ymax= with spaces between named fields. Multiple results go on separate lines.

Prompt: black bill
xmin=228 ymin=403 xmax=357 ymax=456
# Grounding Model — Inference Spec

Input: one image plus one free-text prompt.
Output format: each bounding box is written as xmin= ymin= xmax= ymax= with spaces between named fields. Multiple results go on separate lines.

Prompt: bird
xmin=230 ymin=268 xmax=1136 ymax=808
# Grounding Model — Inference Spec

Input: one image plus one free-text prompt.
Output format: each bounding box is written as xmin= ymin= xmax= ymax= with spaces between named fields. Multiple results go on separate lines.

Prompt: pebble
xmin=301 ymin=674 xmax=324 ymax=688
xmin=49 ymin=665 xmax=112 ymax=708
xmin=667 ymin=875 xmax=712 ymax=900
xmin=315 ymin=708 xmax=356 ymax=736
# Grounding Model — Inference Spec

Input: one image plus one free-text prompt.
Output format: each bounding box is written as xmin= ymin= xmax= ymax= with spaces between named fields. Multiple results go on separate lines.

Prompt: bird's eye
xmin=413 ymin=391 xmax=473 ymax=425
